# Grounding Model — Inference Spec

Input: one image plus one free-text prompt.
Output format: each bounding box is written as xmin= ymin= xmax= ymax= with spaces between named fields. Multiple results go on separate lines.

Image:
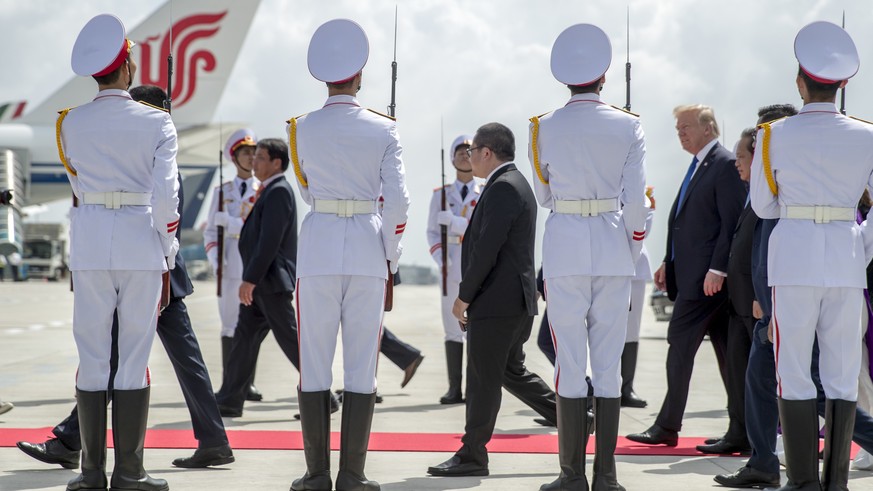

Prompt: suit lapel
xmin=674 ymin=143 xmax=720 ymax=219
xmin=470 ymin=164 xmax=515 ymax=224
xmin=734 ymin=203 xmax=751 ymax=233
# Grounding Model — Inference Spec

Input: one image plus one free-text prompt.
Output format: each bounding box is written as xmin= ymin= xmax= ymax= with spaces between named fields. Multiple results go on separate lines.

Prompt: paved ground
xmin=1 ymin=279 xmax=872 ymax=490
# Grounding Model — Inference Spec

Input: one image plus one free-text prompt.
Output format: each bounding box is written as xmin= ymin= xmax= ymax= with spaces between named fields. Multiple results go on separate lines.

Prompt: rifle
xmin=216 ymin=123 xmax=225 ymax=297
xmin=440 ymin=120 xmax=448 ymax=296
xmin=160 ymin=3 xmax=175 ymax=310
xmin=384 ymin=6 xmax=398 ymax=312
xmin=624 ymin=7 xmax=631 ymax=112
xmin=840 ymin=11 xmax=846 ymax=115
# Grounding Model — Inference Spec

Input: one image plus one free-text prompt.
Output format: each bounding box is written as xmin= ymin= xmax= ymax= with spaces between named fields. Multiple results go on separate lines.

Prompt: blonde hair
xmin=673 ymin=104 xmax=720 ymax=138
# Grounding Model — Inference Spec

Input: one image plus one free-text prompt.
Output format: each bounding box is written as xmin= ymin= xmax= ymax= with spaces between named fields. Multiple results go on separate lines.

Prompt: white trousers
xmin=626 ymin=278 xmax=646 ymax=343
xmin=439 ymin=278 xmax=465 ymax=342
xmin=772 ymin=285 xmax=862 ymax=401
xmin=546 ymin=275 xmax=630 ymax=398
xmin=218 ymin=275 xmax=242 ymax=337
xmin=72 ymin=270 xmax=161 ymax=391
xmin=297 ymin=275 xmax=385 ymax=393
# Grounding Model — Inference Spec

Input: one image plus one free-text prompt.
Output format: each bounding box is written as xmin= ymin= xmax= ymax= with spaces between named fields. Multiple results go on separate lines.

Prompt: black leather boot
xmin=821 ymin=399 xmax=855 ymax=491
xmin=109 ymin=387 xmax=168 ymax=491
xmin=620 ymin=343 xmax=646 ymax=408
xmin=541 ymin=396 xmax=589 ymax=491
xmin=335 ymin=392 xmax=379 ymax=491
xmin=592 ymin=398 xmax=625 ymax=491
xmin=291 ymin=390 xmax=332 ymax=491
xmin=439 ymin=341 xmax=464 ymax=404
xmin=776 ymin=398 xmax=821 ymax=491
xmin=67 ymin=389 xmax=108 ymax=491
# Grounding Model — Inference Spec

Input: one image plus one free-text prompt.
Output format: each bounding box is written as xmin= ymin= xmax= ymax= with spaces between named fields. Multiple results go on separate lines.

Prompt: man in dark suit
xmin=215 ymin=138 xmax=302 ymax=417
xmin=18 ymin=86 xmax=233 ymax=468
xmin=427 ymin=122 xmax=556 ymax=477
xmin=628 ymin=104 xmax=745 ymax=447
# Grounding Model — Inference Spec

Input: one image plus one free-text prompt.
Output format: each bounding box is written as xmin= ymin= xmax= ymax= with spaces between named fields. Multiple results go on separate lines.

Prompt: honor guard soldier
xmin=427 ymin=134 xmax=481 ymax=405
xmin=203 ymin=129 xmax=263 ymax=400
xmin=750 ymin=21 xmax=873 ymax=491
xmin=531 ymin=24 xmax=647 ymax=491
xmin=288 ymin=19 xmax=409 ymax=491
xmin=59 ymin=14 xmax=179 ymax=491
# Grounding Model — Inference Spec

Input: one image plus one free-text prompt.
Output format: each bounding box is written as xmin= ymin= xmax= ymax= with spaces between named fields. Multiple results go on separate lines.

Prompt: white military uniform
xmin=751 ymin=103 xmax=873 ymax=401
xmin=627 ymin=197 xmax=655 ymax=343
xmin=290 ymin=94 xmax=409 ymax=393
xmin=530 ymin=25 xmax=647 ymax=399
xmin=60 ymin=88 xmax=179 ymax=391
xmin=427 ymin=177 xmax=481 ymax=342
xmin=203 ymin=174 xmax=258 ymax=337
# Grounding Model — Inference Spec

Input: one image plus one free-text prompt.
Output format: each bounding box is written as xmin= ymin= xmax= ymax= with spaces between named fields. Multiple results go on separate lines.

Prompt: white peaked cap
xmin=794 ymin=21 xmax=859 ymax=83
xmin=451 ymin=135 xmax=474 ymax=162
xmin=71 ymin=14 xmax=135 ymax=77
xmin=308 ymin=19 xmax=369 ymax=83
xmin=225 ymin=128 xmax=257 ymax=162
xmin=550 ymin=24 xmax=612 ymax=86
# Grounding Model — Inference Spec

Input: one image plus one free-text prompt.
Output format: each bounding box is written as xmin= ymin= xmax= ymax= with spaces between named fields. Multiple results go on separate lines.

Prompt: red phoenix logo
xmin=136 ymin=11 xmax=227 ymax=108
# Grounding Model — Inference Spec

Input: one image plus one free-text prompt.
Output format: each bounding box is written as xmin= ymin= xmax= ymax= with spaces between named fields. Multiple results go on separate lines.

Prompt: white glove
xmin=431 ymin=249 xmax=451 ymax=268
xmin=207 ymin=247 xmax=219 ymax=274
xmin=437 ymin=210 xmax=454 ymax=226
xmin=167 ymin=238 xmax=179 ymax=270
xmin=213 ymin=211 xmax=230 ymax=228
xmin=389 ymin=260 xmax=399 ymax=274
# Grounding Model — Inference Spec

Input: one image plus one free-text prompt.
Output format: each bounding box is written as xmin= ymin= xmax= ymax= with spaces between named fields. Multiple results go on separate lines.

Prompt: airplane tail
xmin=17 ymin=0 xmax=260 ymax=129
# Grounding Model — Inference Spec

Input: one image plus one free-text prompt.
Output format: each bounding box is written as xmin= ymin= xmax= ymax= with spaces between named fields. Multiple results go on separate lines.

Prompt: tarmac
xmin=1 ymin=279 xmax=873 ymax=490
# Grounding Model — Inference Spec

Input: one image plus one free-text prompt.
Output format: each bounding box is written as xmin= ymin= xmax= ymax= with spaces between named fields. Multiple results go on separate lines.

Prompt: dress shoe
xmin=696 ymin=438 xmax=751 ymax=455
xmin=704 ymin=436 xmax=722 ymax=445
xmin=218 ymin=404 xmax=242 ymax=418
xmin=17 ymin=438 xmax=80 ymax=469
xmin=401 ymin=355 xmax=424 ymax=388
xmin=714 ymin=465 xmax=780 ymax=488
xmin=626 ymin=425 xmax=678 ymax=446
xmin=427 ymin=455 xmax=489 ymax=477
xmin=620 ymin=391 xmax=647 ymax=408
xmin=0 ymin=401 xmax=13 ymax=415
xmin=172 ymin=443 xmax=235 ymax=468
xmin=245 ymin=384 xmax=263 ymax=402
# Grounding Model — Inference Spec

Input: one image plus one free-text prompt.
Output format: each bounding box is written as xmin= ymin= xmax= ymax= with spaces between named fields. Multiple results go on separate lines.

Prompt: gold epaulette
xmin=756 ymin=115 xmax=789 ymax=128
xmin=367 ymin=108 xmax=396 ymax=121
xmin=56 ymin=107 xmax=77 ymax=176
xmin=529 ymin=113 xmax=549 ymax=185
xmin=286 ymin=116 xmax=307 ymax=188
xmin=610 ymin=105 xmax=639 ymax=117
xmin=137 ymin=100 xmax=168 ymax=112
xmin=850 ymin=115 xmax=873 ymax=125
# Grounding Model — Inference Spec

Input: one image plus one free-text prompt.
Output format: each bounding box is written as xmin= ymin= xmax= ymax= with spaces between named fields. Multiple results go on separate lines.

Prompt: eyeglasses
xmin=465 ymin=145 xmax=488 ymax=157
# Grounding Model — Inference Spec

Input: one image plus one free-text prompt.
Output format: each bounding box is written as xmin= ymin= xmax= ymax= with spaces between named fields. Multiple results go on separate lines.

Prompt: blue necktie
xmin=676 ymin=156 xmax=698 ymax=214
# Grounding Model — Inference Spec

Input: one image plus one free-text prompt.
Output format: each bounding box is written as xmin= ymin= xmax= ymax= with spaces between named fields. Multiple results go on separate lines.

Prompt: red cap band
xmin=801 ymin=67 xmax=838 ymax=85
xmin=93 ymin=38 xmax=130 ymax=77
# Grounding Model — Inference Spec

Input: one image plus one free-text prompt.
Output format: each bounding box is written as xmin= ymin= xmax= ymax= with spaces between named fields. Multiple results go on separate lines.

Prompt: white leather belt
xmin=313 ymin=199 xmax=378 ymax=217
xmin=781 ymin=205 xmax=855 ymax=223
xmin=81 ymin=192 xmax=151 ymax=209
xmin=447 ymin=236 xmax=461 ymax=245
xmin=554 ymin=198 xmax=620 ymax=216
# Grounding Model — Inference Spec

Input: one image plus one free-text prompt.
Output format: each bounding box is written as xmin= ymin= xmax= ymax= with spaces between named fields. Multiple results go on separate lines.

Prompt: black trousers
xmin=216 ymin=291 xmax=299 ymax=410
xmin=459 ymin=314 xmax=556 ymax=466
xmin=655 ymin=292 xmax=729 ymax=432
xmin=380 ymin=327 xmax=421 ymax=370
xmin=53 ymin=298 xmax=227 ymax=450
xmin=725 ymin=309 xmax=753 ymax=443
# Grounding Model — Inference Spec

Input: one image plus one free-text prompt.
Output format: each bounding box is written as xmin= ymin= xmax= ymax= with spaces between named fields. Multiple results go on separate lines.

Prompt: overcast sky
xmin=2 ymin=0 xmax=872 ymax=270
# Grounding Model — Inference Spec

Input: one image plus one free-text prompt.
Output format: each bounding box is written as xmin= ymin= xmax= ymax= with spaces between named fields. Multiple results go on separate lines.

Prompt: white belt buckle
xmin=814 ymin=206 xmax=829 ymax=224
xmin=338 ymin=201 xmax=353 ymax=218
xmin=105 ymin=192 xmax=121 ymax=209
xmin=586 ymin=201 xmax=598 ymax=217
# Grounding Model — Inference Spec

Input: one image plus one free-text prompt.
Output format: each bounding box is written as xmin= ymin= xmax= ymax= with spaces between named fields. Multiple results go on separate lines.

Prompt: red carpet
xmin=0 ymin=428 xmax=859 ymax=457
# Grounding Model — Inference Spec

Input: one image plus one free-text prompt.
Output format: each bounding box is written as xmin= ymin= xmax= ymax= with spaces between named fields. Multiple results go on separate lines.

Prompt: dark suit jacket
xmin=459 ymin=164 xmax=538 ymax=319
xmin=726 ymin=202 xmax=758 ymax=318
xmin=239 ymin=175 xmax=297 ymax=295
xmin=664 ymin=142 xmax=745 ymax=301
xmin=170 ymin=172 xmax=193 ymax=299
